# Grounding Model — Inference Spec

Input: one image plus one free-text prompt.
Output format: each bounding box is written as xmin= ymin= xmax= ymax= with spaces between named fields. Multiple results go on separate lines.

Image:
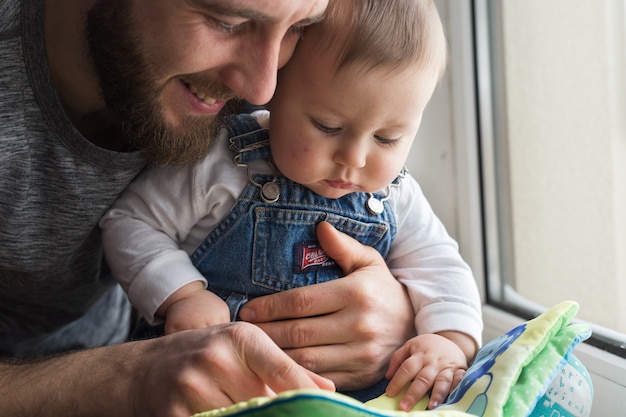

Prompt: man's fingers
xmin=239 ymin=222 xmax=388 ymax=325
xmin=239 ymin=279 xmax=345 ymax=323
xmin=281 ymin=341 xmax=361 ymax=373
xmin=254 ymin=314 xmax=352 ymax=349
xmin=304 ymin=369 xmax=337 ymax=392
xmin=315 ymin=221 xmax=384 ymax=274
xmin=230 ymin=323 xmax=335 ymax=395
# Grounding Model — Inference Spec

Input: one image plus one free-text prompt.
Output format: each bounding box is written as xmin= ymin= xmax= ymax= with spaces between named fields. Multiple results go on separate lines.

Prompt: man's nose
xmin=221 ymin=34 xmax=287 ymax=106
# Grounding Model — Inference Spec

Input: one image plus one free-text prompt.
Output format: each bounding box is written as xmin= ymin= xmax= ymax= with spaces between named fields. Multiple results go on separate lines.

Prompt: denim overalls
xmin=192 ymin=114 xmax=398 ymax=321
xmin=133 ymin=114 xmax=400 ymax=401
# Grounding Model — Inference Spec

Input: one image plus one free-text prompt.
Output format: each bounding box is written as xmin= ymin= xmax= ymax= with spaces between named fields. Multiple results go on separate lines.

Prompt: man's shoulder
xmin=0 ymin=0 xmax=21 ymax=40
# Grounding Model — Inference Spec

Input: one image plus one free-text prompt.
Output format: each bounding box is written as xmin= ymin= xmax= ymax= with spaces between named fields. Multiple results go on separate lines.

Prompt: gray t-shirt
xmin=0 ymin=1 xmax=147 ymax=355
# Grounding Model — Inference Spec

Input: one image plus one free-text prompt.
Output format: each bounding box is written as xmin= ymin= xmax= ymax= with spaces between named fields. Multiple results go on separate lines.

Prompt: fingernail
xmin=239 ymin=307 xmax=254 ymax=321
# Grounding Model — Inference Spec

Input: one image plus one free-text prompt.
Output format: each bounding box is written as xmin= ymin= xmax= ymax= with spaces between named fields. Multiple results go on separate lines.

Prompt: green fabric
xmin=192 ymin=301 xmax=592 ymax=417
xmin=504 ymin=323 xmax=590 ymax=415
xmin=433 ymin=300 xmax=591 ymax=417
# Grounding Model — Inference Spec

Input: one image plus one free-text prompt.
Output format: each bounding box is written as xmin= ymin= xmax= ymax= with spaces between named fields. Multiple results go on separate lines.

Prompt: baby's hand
xmin=163 ymin=282 xmax=231 ymax=334
xmin=384 ymin=333 xmax=468 ymax=411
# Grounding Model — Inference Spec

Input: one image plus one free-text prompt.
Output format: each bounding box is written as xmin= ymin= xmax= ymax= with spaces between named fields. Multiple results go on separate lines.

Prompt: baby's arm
xmin=384 ymin=176 xmax=482 ymax=410
xmin=385 ymin=331 xmax=476 ymax=411
xmin=100 ymin=154 xmax=230 ymax=325
xmin=157 ymin=281 xmax=231 ymax=335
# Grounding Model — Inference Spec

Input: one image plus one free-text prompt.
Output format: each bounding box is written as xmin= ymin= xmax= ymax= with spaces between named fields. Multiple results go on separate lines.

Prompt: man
xmin=0 ymin=1 xmax=416 ymax=416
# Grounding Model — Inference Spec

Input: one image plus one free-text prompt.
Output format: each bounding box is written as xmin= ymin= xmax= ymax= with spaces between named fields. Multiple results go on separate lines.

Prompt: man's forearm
xmin=0 ymin=344 xmax=135 ymax=417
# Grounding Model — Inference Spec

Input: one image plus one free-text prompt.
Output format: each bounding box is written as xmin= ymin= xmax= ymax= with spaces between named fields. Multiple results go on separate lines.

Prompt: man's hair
xmin=308 ymin=0 xmax=447 ymax=79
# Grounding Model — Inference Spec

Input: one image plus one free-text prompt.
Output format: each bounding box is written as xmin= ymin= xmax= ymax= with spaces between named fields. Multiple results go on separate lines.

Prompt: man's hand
xmin=0 ymin=322 xmax=334 ymax=417
xmin=239 ymin=221 xmax=416 ymax=390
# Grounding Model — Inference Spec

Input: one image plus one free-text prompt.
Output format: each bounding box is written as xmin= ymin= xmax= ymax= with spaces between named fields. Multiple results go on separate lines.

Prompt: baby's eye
xmin=311 ymin=119 xmax=340 ymax=135
xmin=375 ymin=135 xmax=400 ymax=146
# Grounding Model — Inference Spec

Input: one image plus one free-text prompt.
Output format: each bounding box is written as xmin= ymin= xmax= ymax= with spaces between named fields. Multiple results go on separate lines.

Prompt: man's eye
xmin=207 ymin=16 xmax=246 ymax=35
xmin=289 ymin=25 xmax=305 ymax=37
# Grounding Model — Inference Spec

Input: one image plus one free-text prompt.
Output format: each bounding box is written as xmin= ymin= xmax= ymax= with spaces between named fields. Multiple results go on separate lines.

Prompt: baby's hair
xmin=309 ymin=0 xmax=447 ymax=79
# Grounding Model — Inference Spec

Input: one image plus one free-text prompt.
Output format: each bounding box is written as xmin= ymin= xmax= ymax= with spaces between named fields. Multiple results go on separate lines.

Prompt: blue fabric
xmin=191 ymin=114 xmax=397 ymax=321
xmin=133 ymin=115 xmax=400 ymax=401
xmin=340 ymin=378 xmax=391 ymax=403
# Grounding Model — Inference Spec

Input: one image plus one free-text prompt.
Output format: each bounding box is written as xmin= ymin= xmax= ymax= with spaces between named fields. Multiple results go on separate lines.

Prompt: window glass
xmin=476 ymin=0 xmax=626 ymax=354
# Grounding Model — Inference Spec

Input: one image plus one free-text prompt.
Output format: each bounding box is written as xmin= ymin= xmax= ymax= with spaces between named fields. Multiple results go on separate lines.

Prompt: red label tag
xmin=297 ymin=242 xmax=335 ymax=271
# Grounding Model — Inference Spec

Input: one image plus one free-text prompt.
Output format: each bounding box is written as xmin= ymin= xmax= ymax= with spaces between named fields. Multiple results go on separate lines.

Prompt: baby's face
xmin=268 ymin=41 xmax=439 ymax=198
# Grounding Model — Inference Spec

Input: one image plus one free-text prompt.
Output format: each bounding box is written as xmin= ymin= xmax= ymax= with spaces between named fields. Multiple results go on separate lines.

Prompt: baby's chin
xmin=304 ymin=183 xmax=354 ymax=200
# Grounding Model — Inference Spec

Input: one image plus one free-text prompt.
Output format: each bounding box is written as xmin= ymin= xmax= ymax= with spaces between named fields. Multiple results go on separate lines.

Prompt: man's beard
xmin=86 ymin=1 xmax=241 ymax=165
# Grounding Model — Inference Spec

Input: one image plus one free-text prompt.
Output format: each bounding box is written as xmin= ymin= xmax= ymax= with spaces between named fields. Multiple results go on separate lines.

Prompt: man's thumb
xmin=316 ymin=221 xmax=372 ymax=274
